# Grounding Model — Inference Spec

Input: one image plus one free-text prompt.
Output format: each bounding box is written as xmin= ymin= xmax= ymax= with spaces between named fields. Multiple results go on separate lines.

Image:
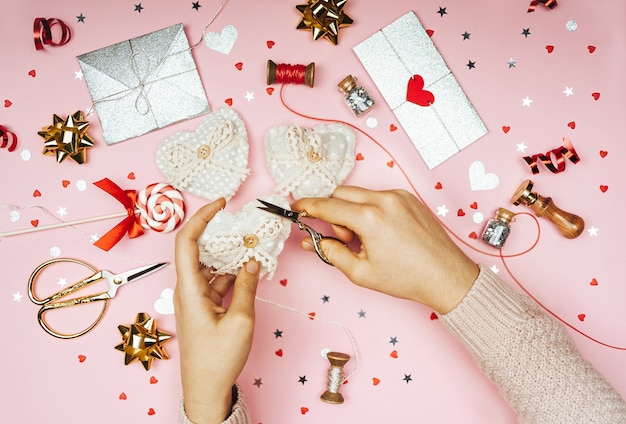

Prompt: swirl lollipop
xmin=136 ymin=183 xmax=186 ymax=233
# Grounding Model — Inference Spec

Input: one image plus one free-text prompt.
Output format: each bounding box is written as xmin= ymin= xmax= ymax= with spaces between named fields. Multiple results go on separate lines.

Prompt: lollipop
xmin=136 ymin=183 xmax=186 ymax=233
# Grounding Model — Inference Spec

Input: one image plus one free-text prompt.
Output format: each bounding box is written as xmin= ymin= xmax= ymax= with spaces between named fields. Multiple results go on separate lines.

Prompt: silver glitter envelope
xmin=77 ymin=24 xmax=210 ymax=145
xmin=353 ymin=11 xmax=488 ymax=169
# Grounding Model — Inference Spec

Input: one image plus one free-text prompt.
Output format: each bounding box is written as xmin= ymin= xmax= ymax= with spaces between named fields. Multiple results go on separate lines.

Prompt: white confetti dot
xmin=472 ymin=211 xmax=484 ymax=224
xmin=366 ymin=117 xmax=378 ymax=128
xmin=76 ymin=180 xmax=87 ymax=191
xmin=320 ymin=348 xmax=330 ymax=359
xmin=9 ymin=211 xmax=21 ymax=222
xmin=566 ymin=20 xmax=578 ymax=31
xmin=50 ymin=246 xmax=62 ymax=257
xmin=21 ymin=150 xmax=32 ymax=161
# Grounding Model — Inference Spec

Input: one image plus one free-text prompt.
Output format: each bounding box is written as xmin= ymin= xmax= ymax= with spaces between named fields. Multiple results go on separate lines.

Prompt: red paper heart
xmin=390 ymin=350 xmax=398 ymax=358
xmin=33 ymin=190 xmax=42 ymax=197
xmin=599 ymin=150 xmax=608 ymax=158
xmin=372 ymin=377 xmax=381 ymax=386
xmin=225 ymin=98 xmax=233 ymax=106
xmin=4 ymin=100 xmax=12 ymax=108
xmin=592 ymin=92 xmax=600 ymax=100
xmin=300 ymin=407 xmax=309 ymax=415
xmin=430 ymin=312 xmax=438 ymax=320
xmin=356 ymin=153 xmax=364 ymax=161
xmin=545 ymin=45 xmax=554 ymax=53
xmin=587 ymin=45 xmax=596 ymax=53
xmin=386 ymin=161 xmax=394 ymax=168
xmin=308 ymin=312 xmax=316 ymax=320
xmin=266 ymin=40 xmax=275 ymax=49
xmin=577 ymin=314 xmax=586 ymax=322
xmin=470 ymin=202 xmax=478 ymax=209
xmin=78 ymin=355 xmax=86 ymax=363
xmin=502 ymin=125 xmax=510 ymax=133
xmin=31 ymin=219 xmax=39 ymax=227
xmin=469 ymin=232 xmax=478 ymax=239
xmin=279 ymin=278 xmax=287 ymax=286
xmin=234 ymin=62 xmax=243 ymax=70
xmin=434 ymin=182 xmax=443 ymax=190
xmin=127 ymin=172 xmax=136 ymax=180
xmin=62 ymin=180 xmax=70 ymax=188
xmin=275 ymin=349 xmax=283 ymax=357
xmin=589 ymin=278 xmax=598 ymax=286
xmin=406 ymin=75 xmax=434 ymax=107
xmin=28 ymin=69 xmax=36 ymax=77
xmin=457 ymin=209 xmax=465 ymax=217
xmin=567 ymin=121 xmax=576 ymax=129
xmin=266 ymin=87 xmax=274 ymax=95
xmin=147 ymin=408 xmax=155 ymax=416
xmin=600 ymin=185 xmax=608 ymax=193
xmin=389 ymin=124 xmax=397 ymax=132
xmin=119 ymin=392 xmax=127 ymax=400
xmin=150 ymin=376 xmax=158 ymax=384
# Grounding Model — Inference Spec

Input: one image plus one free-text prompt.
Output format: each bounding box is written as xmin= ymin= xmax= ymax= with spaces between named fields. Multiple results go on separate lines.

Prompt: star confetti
xmin=253 ymin=378 xmax=263 ymax=388
xmin=115 ymin=312 xmax=171 ymax=371
xmin=37 ymin=111 xmax=95 ymax=164
xmin=134 ymin=3 xmax=144 ymax=13
xmin=76 ymin=13 xmax=85 ymax=23
xmin=192 ymin=1 xmax=201 ymax=10
xmin=298 ymin=375 xmax=308 ymax=385
xmin=296 ymin=0 xmax=354 ymax=45
xmin=437 ymin=7 xmax=447 ymax=17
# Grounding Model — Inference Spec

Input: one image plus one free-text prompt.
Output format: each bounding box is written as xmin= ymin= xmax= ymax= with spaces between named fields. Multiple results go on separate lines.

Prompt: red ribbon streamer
xmin=33 ymin=18 xmax=72 ymax=50
xmin=522 ymin=136 xmax=580 ymax=174
xmin=0 ymin=125 xmax=18 ymax=152
xmin=527 ymin=0 xmax=557 ymax=13
xmin=93 ymin=178 xmax=144 ymax=251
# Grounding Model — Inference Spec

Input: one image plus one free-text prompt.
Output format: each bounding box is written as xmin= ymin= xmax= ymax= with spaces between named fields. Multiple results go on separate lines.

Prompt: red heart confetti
xmin=406 ymin=74 xmax=434 ymax=106
xmin=600 ymin=185 xmax=608 ymax=193
xmin=577 ymin=314 xmax=586 ymax=322
xmin=592 ymin=92 xmax=600 ymax=100
xmin=119 ymin=392 xmax=127 ymax=400
xmin=33 ymin=190 xmax=42 ymax=197
xmin=386 ymin=161 xmax=394 ymax=168
xmin=150 ymin=376 xmax=158 ymax=384
xmin=266 ymin=40 xmax=275 ymax=49
xmin=148 ymin=408 xmax=155 ymax=416
xmin=426 ymin=29 xmax=434 ymax=37
xmin=127 ymin=172 xmax=136 ymax=180
xmin=279 ymin=278 xmax=287 ymax=286
xmin=308 ymin=312 xmax=316 ymax=320
xmin=225 ymin=98 xmax=233 ymax=106
xmin=31 ymin=219 xmax=39 ymax=227
xmin=78 ymin=355 xmax=86 ymax=363
xmin=389 ymin=124 xmax=397 ymax=132
xmin=587 ymin=45 xmax=596 ymax=53
xmin=589 ymin=278 xmax=598 ymax=286
xmin=275 ymin=349 xmax=283 ymax=357
xmin=390 ymin=350 xmax=398 ymax=359
xmin=62 ymin=180 xmax=70 ymax=188
xmin=469 ymin=232 xmax=478 ymax=239
xmin=457 ymin=209 xmax=465 ymax=217
xmin=434 ymin=182 xmax=443 ymax=190
xmin=266 ymin=87 xmax=274 ymax=95
xmin=502 ymin=125 xmax=510 ymax=133
xmin=300 ymin=407 xmax=309 ymax=415
xmin=430 ymin=312 xmax=438 ymax=320
xmin=567 ymin=121 xmax=576 ymax=129
xmin=545 ymin=45 xmax=554 ymax=53
xmin=4 ymin=100 xmax=12 ymax=108
xmin=356 ymin=153 xmax=364 ymax=161
xmin=372 ymin=377 xmax=381 ymax=386
xmin=234 ymin=62 xmax=243 ymax=70
xmin=470 ymin=202 xmax=478 ymax=209
xmin=599 ymin=150 xmax=608 ymax=158
xmin=28 ymin=69 xmax=37 ymax=77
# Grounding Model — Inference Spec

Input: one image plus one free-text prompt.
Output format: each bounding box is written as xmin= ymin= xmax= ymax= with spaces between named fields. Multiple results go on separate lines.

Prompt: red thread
xmin=279 ymin=84 xmax=626 ymax=351
xmin=0 ymin=125 xmax=18 ymax=152
xmin=275 ymin=63 xmax=307 ymax=85
xmin=33 ymin=18 xmax=72 ymax=50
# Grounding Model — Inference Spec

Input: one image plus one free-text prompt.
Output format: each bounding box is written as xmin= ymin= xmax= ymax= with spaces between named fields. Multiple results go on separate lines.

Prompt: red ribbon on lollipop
xmin=522 ymin=136 xmax=580 ymax=174
xmin=33 ymin=18 xmax=72 ymax=50
xmin=0 ymin=125 xmax=18 ymax=152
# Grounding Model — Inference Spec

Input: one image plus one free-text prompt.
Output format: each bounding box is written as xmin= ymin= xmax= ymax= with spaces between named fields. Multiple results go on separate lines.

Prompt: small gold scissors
xmin=257 ymin=199 xmax=342 ymax=265
xmin=28 ymin=258 xmax=167 ymax=339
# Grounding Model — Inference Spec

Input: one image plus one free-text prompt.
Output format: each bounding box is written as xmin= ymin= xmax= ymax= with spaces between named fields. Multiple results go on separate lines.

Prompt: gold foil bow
xmin=115 ymin=312 xmax=171 ymax=371
xmin=296 ymin=0 xmax=353 ymax=45
xmin=38 ymin=111 xmax=95 ymax=164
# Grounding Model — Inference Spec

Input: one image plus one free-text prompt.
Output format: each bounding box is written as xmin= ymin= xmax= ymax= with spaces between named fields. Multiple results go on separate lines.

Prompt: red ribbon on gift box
xmin=93 ymin=178 xmax=144 ymax=251
xmin=522 ymin=136 xmax=580 ymax=174
xmin=33 ymin=18 xmax=72 ymax=50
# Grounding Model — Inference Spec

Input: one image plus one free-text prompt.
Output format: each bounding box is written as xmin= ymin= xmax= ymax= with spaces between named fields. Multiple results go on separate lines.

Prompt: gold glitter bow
xmin=296 ymin=0 xmax=353 ymax=45
xmin=38 ymin=111 xmax=95 ymax=164
xmin=115 ymin=312 xmax=171 ymax=371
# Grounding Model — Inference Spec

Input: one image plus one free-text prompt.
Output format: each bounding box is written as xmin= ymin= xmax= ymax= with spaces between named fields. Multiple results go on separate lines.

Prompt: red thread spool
xmin=267 ymin=60 xmax=315 ymax=87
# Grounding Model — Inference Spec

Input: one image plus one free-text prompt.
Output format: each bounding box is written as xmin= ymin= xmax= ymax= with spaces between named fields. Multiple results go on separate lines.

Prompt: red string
xmin=275 ymin=63 xmax=307 ymax=85
xmin=279 ymin=83 xmax=626 ymax=350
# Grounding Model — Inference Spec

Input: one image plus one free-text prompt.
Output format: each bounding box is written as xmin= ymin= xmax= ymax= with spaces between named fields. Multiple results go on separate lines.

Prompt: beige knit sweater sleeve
xmin=440 ymin=264 xmax=626 ymax=423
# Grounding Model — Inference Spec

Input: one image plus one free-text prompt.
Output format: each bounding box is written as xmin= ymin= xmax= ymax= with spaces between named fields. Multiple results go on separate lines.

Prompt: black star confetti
xmin=521 ymin=28 xmax=531 ymax=38
xmin=403 ymin=374 xmax=413 ymax=383
xmin=357 ymin=309 xmax=367 ymax=318
xmin=507 ymin=58 xmax=517 ymax=68
xmin=461 ymin=31 xmax=470 ymax=40
xmin=274 ymin=329 xmax=283 ymax=338
xmin=253 ymin=378 xmax=263 ymax=388
xmin=192 ymin=1 xmax=201 ymax=10
xmin=76 ymin=13 xmax=86 ymax=23
xmin=389 ymin=336 xmax=398 ymax=346
xmin=298 ymin=375 xmax=308 ymax=385
xmin=134 ymin=3 xmax=144 ymax=13
xmin=437 ymin=7 xmax=447 ymax=16
xmin=466 ymin=60 xmax=476 ymax=69
xmin=321 ymin=295 xmax=330 ymax=303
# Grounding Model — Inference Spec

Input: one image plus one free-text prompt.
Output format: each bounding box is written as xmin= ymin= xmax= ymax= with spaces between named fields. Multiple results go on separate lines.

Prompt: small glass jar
xmin=481 ymin=208 xmax=515 ymax=248
xmin=338 ymin=75 xmax=375 ymax=117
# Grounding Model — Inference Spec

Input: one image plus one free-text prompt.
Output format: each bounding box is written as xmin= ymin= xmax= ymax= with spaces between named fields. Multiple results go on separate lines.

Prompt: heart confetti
xmin=599 ymin=185 xmax=608 ymax=193
xmin=234 ymin=62 xmax=243 ymax=70
xmin=62 ymin=180 xmax=70 ymax=188
xmin=434 ymin=182 xmax=443 ymax=190
xmin=372 ymin=377 xmax=381 ymax=386
xmin=592 ymin=92 xmax=600 ymax=100
xmin=28 ymin=69 xmax=37 ymax=77
xmin=568 ymin=121 xmax=576 ymax=129
xmin=119 ymin=392 xmax=127 ymax=400
xmin=457 ymin=209 xmax=465 ymax=217
xmin=502 ymin=125 xmax=510 ymax=133
xmin=589 ymin=278 xmax=598 ymax=286
xmin=275 ymin=349 xmax=284 ymax=357
xmin=279 ymin=278 xmax=288 ymax=286
xmin=266 ymin=40 xmax=275 ymax=48
xmin=225 ymin=98 xmax=233 ymax=106
xmin=127 ymin=172 xmax=136 ymax=180
xmin=300 ymin=407 xmax=309 ymax=415
xmin=577 ymin=314 xmax=586 ymax=322
xmin=266 ymin=87 xmax=274 ymax=95
xmin=545 ymin=45 xmax=554 ymax=53
xmin=390 ymin=350 xmax=398 ymax=358
xmin=599 ymin=150 xmax=608 ymax=158
xmin=33 ymin=190 xmax=42 ymax=197
xmin=389 ymin=124 xmax=397 ymax=132
xmin=78 ymin=355 xmax=86 ymax=363
xmin=468 ymin=161 xmax=499 ymax=191
xmin=147 ymin=408 xmax=155 ymax=416
xmin=587 ymin=45 xmax=596 ymax=53
xmin=150 ymin=376 xmax=158 ymax=384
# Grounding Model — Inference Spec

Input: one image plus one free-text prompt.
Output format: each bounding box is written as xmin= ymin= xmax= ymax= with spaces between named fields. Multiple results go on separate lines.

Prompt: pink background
xmin=1 ymin=0 xmax=625 ymax=422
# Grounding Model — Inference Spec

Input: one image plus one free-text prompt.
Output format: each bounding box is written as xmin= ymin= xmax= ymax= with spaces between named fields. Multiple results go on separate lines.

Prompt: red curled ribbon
xmin=522 ymin=136 xmax=580 ymax=174
xmin=0 ymin=125 xmax=18 ymax=152
xmin=93 ymin=178 xmax=144 ymax=251
xmin=34 ymin=18 xmax=72 ymax=50
xmin=527 ymin=0 xmax=557 ymax=13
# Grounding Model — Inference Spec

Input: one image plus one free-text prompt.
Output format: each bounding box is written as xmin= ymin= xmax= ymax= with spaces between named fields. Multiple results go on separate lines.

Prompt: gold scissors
xmin=28 ymin=258 xmax=167 ymax=339
xmin=257 ymin=199 xmax=342 ymax=266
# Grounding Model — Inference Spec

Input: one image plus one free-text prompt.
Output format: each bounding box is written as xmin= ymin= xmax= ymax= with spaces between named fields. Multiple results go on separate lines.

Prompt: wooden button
xmin=243 ymin=234 xmax=258 ymax=248
xmin=307 ymin=148 xmax=322 ymax=162
xmin=197 ymin=145 xmax=211 ymax=159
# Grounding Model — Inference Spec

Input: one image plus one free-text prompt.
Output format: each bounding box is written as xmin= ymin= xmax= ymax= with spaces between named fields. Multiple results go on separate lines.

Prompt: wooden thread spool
xmin=266 ymin=60 xmax=315 ymax=87
xmin=320 ymin=351 xmax=350 ymax=404
xmin=511 ymin=179 xmax=585 ymax=239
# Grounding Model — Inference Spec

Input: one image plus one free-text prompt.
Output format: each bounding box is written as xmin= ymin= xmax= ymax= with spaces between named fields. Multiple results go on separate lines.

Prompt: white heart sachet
xmin=265 ymin=123 xmax=357 ymax=199
xmin=198 ymin=195 xmax=292 ymax=279
xmin=156 ymin=107 xmax=249 ymax=201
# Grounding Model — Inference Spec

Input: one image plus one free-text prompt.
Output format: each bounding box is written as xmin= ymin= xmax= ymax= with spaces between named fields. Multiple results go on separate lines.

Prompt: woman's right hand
xmin=292 ymin=186 xmax=479 ymax=314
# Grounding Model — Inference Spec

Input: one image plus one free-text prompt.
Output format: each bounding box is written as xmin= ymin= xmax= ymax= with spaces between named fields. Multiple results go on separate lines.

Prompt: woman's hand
xmin=174 ymin=199 xmax=260 ymax=424
xmin=293 ymin=186 xmax=479 ymax=314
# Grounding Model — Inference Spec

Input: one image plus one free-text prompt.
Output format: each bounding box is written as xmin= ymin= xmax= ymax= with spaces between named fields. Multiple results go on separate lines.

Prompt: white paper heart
xmin=265 ymin=123 xmax=356 ymax=199
xmin=198 ymin=195 xmax=291 ymax=279
xmin=155 ymin=107 xmax=249 ymax=201
xmin=469 ymin=161 xmax=499 ymax=191
xmin=204 ymin=25 xmax=238 ymax=54
xmin=154 ymin=288 xmax=175 ymax=315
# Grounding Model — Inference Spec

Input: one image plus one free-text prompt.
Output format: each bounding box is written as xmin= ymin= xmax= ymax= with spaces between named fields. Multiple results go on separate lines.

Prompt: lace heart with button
xmin=155 ymin=107 xmax=249 ymax=201
xmin=198 ymin=195 xmax=291 ymax=279
xmin=265 ymin=123 xmax=356 ymax=199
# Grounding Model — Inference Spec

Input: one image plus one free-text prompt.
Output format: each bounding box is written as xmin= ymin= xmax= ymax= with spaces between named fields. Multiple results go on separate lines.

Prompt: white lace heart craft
xmin=198 ymin=195 xmax=292 ymax=279
xmin=155 ymin=107 xmax=249 ymax=201
xmin=265 ymin=123 xmax=357 ymax=199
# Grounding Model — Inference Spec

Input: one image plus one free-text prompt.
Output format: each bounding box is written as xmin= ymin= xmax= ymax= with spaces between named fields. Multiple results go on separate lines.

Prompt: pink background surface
xmin=1 ymin=0 xmax=625 ymax=422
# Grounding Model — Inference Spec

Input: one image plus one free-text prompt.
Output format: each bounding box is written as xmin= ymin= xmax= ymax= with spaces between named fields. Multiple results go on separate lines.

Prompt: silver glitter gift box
xmin=77 ymin=24 xmax=210 ymax=145
xmin=353 ymin=11 xmax=488 ymax=169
